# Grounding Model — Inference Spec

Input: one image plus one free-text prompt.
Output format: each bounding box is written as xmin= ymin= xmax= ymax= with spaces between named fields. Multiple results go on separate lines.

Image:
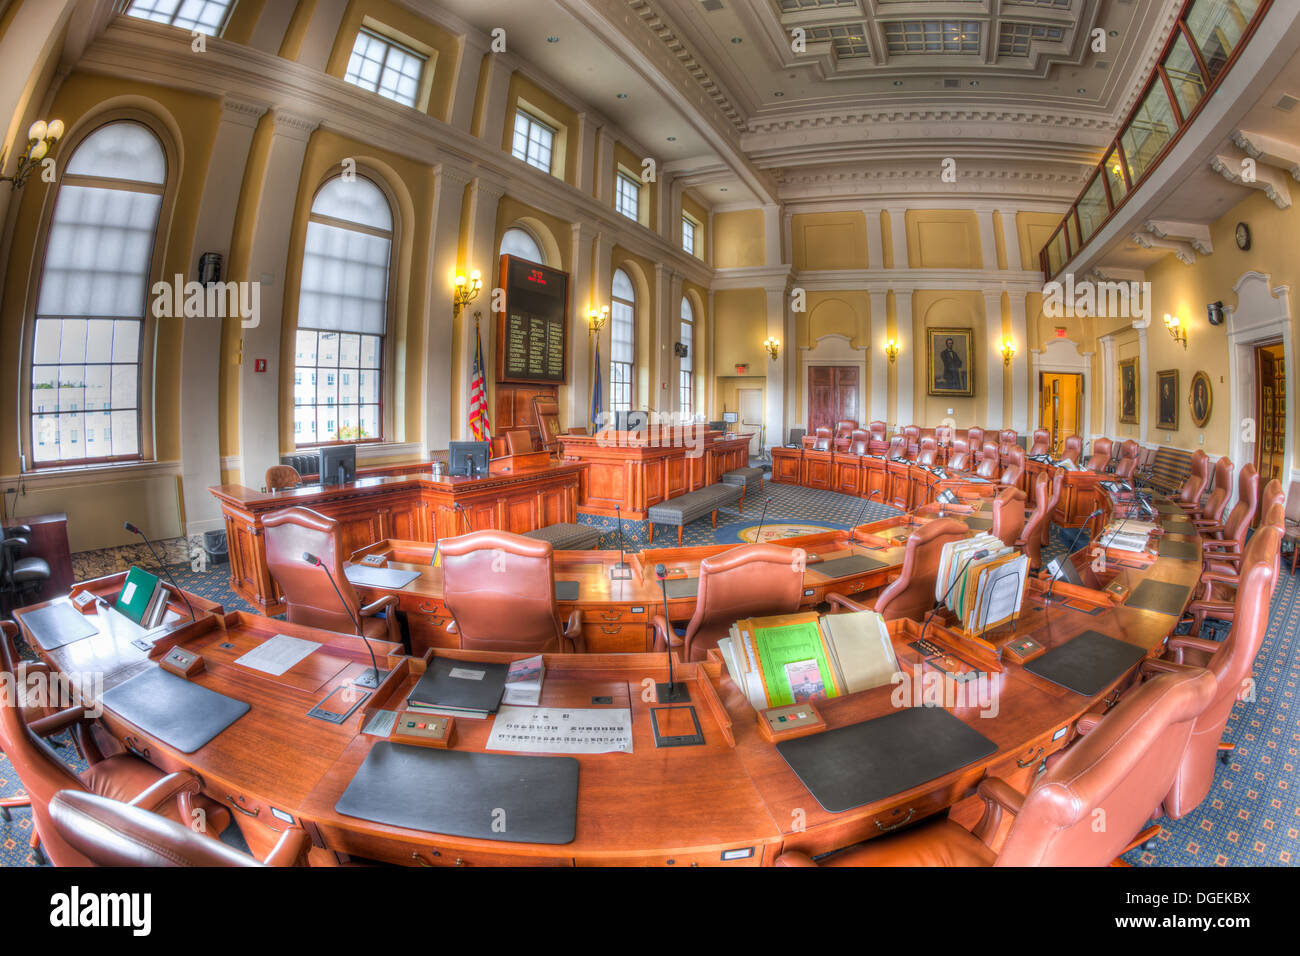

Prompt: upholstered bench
xmin=647 ymin=483 xmax=743 ymax=545
xmin=521 ymin=522 xmax=602 ymax=551
xmin=720 ymin=466 xmax=765 ymax=504
xmin=1145 ymin=447 xmax=1193 ymax=495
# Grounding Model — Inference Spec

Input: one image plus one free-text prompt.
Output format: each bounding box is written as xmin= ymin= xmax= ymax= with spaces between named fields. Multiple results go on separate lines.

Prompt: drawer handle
xmin=226 ymin=797 xmax=260 ymax=818
xmin=600 ymin=611 xmax=621 ymax=621
xmin=600 ymin=624 xmax=621 ymax=634
xmin=124 ymin=736 xmax=150 ymax=761
xmin=424 ymin=615 xmax=448 ymax=627
xmin=1016 ymin=747 xmax=1044 ymax=768
xmin=417 ymin=601 xmax=442 ymax=614
xmin=874 ymin=808 xmax=914 ymax=832
xmin=411 ymin=849 xmax=443 ymax=866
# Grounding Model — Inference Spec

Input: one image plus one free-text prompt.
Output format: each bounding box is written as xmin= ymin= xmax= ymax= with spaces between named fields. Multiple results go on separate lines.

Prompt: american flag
xmin=469 ymin=321 xmax=491 ymax=440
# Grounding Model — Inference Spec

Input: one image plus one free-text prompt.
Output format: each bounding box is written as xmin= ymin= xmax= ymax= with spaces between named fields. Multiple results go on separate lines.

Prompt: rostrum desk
xmin=20 ymin=484 xmax=1203 ymax=866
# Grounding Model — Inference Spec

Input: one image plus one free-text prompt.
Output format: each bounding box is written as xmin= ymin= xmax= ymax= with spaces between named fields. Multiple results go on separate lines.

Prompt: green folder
xmin=115 ymin=565 xmax=162 ymax=625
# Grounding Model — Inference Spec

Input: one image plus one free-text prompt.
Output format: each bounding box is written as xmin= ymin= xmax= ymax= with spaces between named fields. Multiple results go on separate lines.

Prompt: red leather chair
xmin=833 ymin=420 xmax=857 ymax=451
xmin=1034 ymin=468 xmax=1064 ymax=549
xmin=1174 ymin=450 xmax=1209 ymax=509
xmin=1114 ymin=440 xmax=1140 ymax=480
xmin=0 ymin=627 xmax=231 ymax=866
xmin=1060 ymin=435 xmax=1082 ymax=465
xmin=1154 ymin=519 xmax=1282 ymax=820
xmin=975 ymin=442 xmax=1001 ymax=479
xmin=934 ymin=424 xmax=953 ymax=446
xmin=1086 ymin=438 xmax=1113 ymax=471
xmin=1186 ymin=457 xmax=1232 ymax=524
xmin=947 ymin=439 xmax=970 ymax=473
xmin=49 ymin=790 xmax=310 ymax=867
xmin=1028 ymin=429 xmax=1051 ymax=457
xmin=997 ymin=429 xmax=1018 ymax=461
xmin=1185 ymin=496 xmax=1280 ymax=638
xmin=867 ymin=421 xmax=889 ymax=454
xmin=774 ymin=667 xmax=1216 ymax=867
xmin=440 ymin=530 xmax=584 ymax=653
xmin=902 ymin=425 xmax=922 ymax=460
xmin=848 ymin=428 xmax=869 ymax=454
xmin=967 ymin=427 xmax=986 ymax=465
xmin=652 ymin=544 xmax=803 ymax=662
xmin=1018 ymin=473 xmax=1051 ymax=570
xmin=999 ymin=446 xmax=1025 ymax=487
xmin=917 ymin=437 xmax=938 ymax=467
xmin=991 ymin=485 xmax=1027 ymax=549
xmin=811 ymin=426 xmax=832 ymax=451
xmin=886 ymin=435 xmax=907 ymax=459
xmin=1187 ymin=466 xmax=1261 ymax=634
xmin=263 ymin=507 xmax=399 ymax=644
xmin=828 ymin=518 xmax=968 ymax=622
xmin=504 ymin=428 xmax=536 ymax=455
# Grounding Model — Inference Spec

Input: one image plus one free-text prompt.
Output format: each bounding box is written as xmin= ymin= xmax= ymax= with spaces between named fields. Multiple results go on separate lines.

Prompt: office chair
xmin=774 ymin=667 xmax=1215 ymax=867
xmin=505 ymin=429 xmax=537 ymax=455
xmin=916 ymin=437 xmax=938 ymax=467
xmin=0 ymin=527 xmax=50 ymax=614
xmin=264 ymin=465 xmax=301 ymax=492
xmin=1152 ymin=519 xmax=1281 ymax=820
xmin=966 ymin=427 xmax=986 ymax=465
xmin=1086 ymin=438 xmax=1113 ymax=471
xmin=827 ymin=518 xmax=968 ymax=623
xmin=812 ymin=427 xmax=832 ymax=451
xmin=867 ymin=421 xmax=889 ymax=454
xmin=263 ymin=506 xmax=399 ymax=643
xmin=1186 ymin=456 xmax=1232 ymax=525
xmin=991 ymin=485 xmax=1027 ymax=549
xmin=886 ymin=436 xmax=906 ymax=459
xmin=947 ymin=439 xmax=970 ymax=473
xmin=787 ymin=427 xmax=806 ymax=447
xmin=0 ymin=626 xmax=231 ymax=866
xmin=651 ymin=544 xmax=803 ymax=662
xmin=1018 ymin=473 xmax=1051 ymax=571
xmin=48 ymin=790 xmax=310 ymax=867
xmin=1114 ymin=440 xmax=1140 ymax=480
xmin=999 ymin=446 xmax=1025 ymax=487
xmin=440 ymin=530 xmax=583 ymax=654
xmin=847 ymin=429 xmax=870 ymax=456
xmin=997 ymin=429 xmax=1018 ymax=461
xmin=833 ymin=420 xmax=857 ymax=451
xmin=1059 ymin=435 xmax=1082 ymax=465
xmin=1184 ymin=486 xmax=1276 ymax=636
xmin=1028 ymin=429 xmax=1051 ymax=457
xmin=902 ymin=425 xmax=921 ymax=459
xmin=975 ymin=442 xmax=1001 ymax=479
xmin=1172 ymin=450 xmax=1209 ymax=509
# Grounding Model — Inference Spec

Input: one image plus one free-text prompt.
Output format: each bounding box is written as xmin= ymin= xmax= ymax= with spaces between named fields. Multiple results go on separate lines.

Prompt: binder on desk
xmin=114 ymin=566 xmax=167 ymax=628
xmin=406 ymin=655 xmax=509 ymax=718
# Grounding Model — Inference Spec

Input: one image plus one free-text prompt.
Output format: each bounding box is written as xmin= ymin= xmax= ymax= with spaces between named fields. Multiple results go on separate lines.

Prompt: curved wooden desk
xmin=18 ymin=487 xmax=1203 ymax=866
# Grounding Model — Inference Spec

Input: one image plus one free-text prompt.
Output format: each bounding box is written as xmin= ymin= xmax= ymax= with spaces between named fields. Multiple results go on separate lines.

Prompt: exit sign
xmin=735 ymin=363 xmax=749 ymax=374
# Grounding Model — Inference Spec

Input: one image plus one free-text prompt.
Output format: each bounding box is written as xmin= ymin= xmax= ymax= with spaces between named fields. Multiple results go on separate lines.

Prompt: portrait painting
xmin=926 ymin=328 xmax=974 ymax=397
xmin=1189 ymin=370 xmax=1212 ymax=428
xmin=1119 ymin=357 xmax=1139 ymax=425
xmin=1157 ymin=369 xmax=1178 ymax=431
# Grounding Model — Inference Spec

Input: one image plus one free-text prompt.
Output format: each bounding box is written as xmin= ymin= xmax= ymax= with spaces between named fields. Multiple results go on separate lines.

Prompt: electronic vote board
xmin=496 ymin=254 xmax=569 ymax=385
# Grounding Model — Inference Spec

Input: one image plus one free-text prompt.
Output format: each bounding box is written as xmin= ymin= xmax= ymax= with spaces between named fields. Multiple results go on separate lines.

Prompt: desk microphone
xmin=454 ymin=503 xmax=471 ymax=535
xmin=848 ymin=489 xmax=883 ymax=547
xmin=654 ymin=563 xmax=689 ymax=703
xmin=1042 ymin=508 xmax=1103 ymax=607
xmin=301 ymin=551 xmax=386 ymax=689
xmin=609 ymin=505 xmax=630 ymax=579
xmin=124 ymin=521 xmax=196 ymax=622
xmin=753 ymin=497 xmax=771 ymax=544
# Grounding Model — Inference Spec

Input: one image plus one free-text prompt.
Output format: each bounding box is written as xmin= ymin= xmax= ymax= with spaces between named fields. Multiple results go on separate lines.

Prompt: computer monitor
xmin=722 ymin=412 xmax=739 ymax=424
xmin=318 ymin=445 xmax=356 ymax=486
xmin=448 ymin=441 xmax=489 ymax=477
xmin=614 ymin=410 xmax=649 ymax=434
xmin=707 ymin=420 xmax=727 ymax=432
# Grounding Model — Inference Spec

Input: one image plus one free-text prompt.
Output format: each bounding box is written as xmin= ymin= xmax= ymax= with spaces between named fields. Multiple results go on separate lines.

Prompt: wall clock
xmin=1235 ymin=222 xmax=1251 ymax=250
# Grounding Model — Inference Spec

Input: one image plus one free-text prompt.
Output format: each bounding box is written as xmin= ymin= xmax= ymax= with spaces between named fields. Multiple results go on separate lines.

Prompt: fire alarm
xmin=254 ymin=358 xmax=267 ymax=373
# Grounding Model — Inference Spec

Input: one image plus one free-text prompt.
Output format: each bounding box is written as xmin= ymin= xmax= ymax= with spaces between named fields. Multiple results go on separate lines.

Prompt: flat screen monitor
xmin=722 ymin=412 xmax=739 ymax=424
xmin=448 ymin=441 xmax=489 ymax=477
xmin=614 ymin=410 xmax=649 ymax=434
xmin=319 ymin=445 xmax=357 ymax=486
xmin=707 ymin=420 xmax=727 ymax=432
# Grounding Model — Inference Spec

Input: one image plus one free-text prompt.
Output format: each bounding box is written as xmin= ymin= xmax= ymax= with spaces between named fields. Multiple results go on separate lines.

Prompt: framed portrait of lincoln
xmin=926 ymin=328 xmax=974 ymax=397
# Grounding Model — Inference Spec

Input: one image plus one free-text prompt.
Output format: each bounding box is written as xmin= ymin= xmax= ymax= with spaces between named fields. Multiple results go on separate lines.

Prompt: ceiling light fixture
xmin=546 ymin=36 xmax=559 ymax=43
xmin=731 ymin=36 xmax=743 ymax=44
xmin=893 ymin=80 xmax=904 ymax=86
xmin=1077 ymin=87 xmax=1087 ymax=93
xmin=774 ymin=91 xmax=784 ymax=97
xmin=667 ymin=136 xmax=676 ymax=141
xmin=616 ymin=92 xmax=628 ymax=99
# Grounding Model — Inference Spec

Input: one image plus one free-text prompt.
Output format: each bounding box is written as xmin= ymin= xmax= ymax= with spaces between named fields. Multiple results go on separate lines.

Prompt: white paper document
xmin=486 ymin=705 xmax=633 ymax=754
xmin=234 ymin=634 xmax=322 ymax=676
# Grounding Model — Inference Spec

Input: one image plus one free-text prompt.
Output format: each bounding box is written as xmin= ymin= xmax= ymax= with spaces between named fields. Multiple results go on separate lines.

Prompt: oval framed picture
xmin=1189 ymin=370 xmax=1212 ymax=428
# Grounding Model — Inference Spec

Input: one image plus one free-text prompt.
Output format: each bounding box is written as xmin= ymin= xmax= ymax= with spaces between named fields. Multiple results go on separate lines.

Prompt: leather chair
xmin=1185 ymin=496 xmax=1280 ymax=637
xmin=833 ymin=420 xmax=856 ymax=451
xmin=997 ymin=429 xmax=1018 ymax=461
xmin=902 ymin=425 xmax=921 ymax=459
xmin=0 ymin=628 xmax=231 ymax=866
xmin=1283 ymin=479 xmax=1300 ymax=573
xmin=828 ymin=518 xmax=968 ymax=623
xmin=812 ymin=426 xmax=832 ymax=451
xmin=1060 ymin=435 xmax=1082 ymax=465
xmin=774 ymin=667 xmax=1216 ymax=867
xmin=991 ymin=485 xmax=1027 ymax=549
xmin=1114 ymin=440 xmax=1140 ymax=480
xmin=264 ymin=464 xmax=300 ymax=492
xmin=1028 ymin=429 xmax=1051 ymax=457
xmin=916 ymin=437 xmax=938 ymax=468
xmin=1186 ymin=456 xmax=1232 ymax=525
xmin=0 ymin=527 xmax=50 ymax=614
xmin=934 ymin=424 xmax=953 ymax=446
xmin=967 ymin=427 xmax=986 ymax=465
xmin=947 ymin=439 xmax=970 ymax=473
xmin=867 ymin=421 xmax=889 ymax=454
xmin=999 ymin=446 xmax=1025 ymax=487
xmin=886 ymin=435 xmax=907 ymax=460
xmin=1174 ymin=450 xmax=1209 ymax=509
xmin=263 ymin=507 xmax=399 ymax=644
xmin=1188 ymin=465 xmax=1260 ymax=629
xmin=48 ymin=790 xmax=309 ymax=867
xmin=652 ymin=544 xmax=803 ymax=662
xmin=1153 ymin=520 xmax=1282 ymax=820
xmin=975 ymin=442 xmax=1001 ymax=480
xmin=848 ymin=428 xmax=870 ymax=454
xmin=1035 ymin=468 xmax=1064 ymax=549
xmin=1018 ymin=473 xmax=1051 ymax=570
xmin=505 ymin=429 xmax=536 ymax=455
xmin=1086 ymin=437 xmax=1113 ymax=471
xmin=440 ymin=530 xmax=584 ymax=654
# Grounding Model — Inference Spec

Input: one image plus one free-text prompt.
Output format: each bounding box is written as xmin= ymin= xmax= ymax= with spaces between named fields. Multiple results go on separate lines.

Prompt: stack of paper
xmin=717 ymin=609 xmax=899 ymax=712
xmin=502 ymin=654 xmax=545 ymax=705
xmin=1097 ymin=521 xmax=1154 ymax=553
xmin=935 ymin=535 xmax=1029 ymax=635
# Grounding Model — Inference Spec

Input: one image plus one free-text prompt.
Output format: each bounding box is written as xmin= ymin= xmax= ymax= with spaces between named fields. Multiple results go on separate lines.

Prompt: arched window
xmin=294 ymin=175 xmax=393 ymax=446
xmin=30 ymin=121 xmax=166 ymax=466
xmin=610 ymin=268 xmax=635 ymax=413
xmin=679 ymin=297 xmax=694 ymax=418
xmin=499 ymin=226 xmax=544 ymax=264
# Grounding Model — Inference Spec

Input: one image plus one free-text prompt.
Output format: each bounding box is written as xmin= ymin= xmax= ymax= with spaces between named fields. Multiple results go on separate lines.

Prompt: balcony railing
xmin=1039 ymin=0 xmax=1272 ymax=279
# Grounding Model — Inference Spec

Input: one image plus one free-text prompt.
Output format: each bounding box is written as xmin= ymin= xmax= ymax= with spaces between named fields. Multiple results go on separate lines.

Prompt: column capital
xmin=220 ymin=97 xmax=267 ymax=128
xmin=269 ymin=108 xmax=319 ymax=141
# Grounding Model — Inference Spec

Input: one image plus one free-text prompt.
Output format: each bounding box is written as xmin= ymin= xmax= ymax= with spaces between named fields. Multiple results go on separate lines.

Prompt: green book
xmin=115 ymin=565 xmax=162 ymax=625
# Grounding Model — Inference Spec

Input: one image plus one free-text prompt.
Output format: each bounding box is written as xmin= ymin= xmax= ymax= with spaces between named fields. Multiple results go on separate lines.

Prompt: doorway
xmin=808 ymin=365 xmax=859 ymax=434
xmin=1039 ymin=372 xmax=1082 ymax=455
xmin=1255 ymin=341 xmax=1286 ymax=488
xmin=737 ymin=387 xmax=764 ymax=458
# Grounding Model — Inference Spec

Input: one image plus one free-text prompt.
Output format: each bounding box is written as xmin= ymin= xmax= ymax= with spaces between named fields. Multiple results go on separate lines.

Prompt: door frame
xmin=800 ymin=334 xmax=868 ymax=432
xmin=736 ymin=386 xmax=764 ymax=458
xmin=1031 ymin=337 xmax=1092 ymax=444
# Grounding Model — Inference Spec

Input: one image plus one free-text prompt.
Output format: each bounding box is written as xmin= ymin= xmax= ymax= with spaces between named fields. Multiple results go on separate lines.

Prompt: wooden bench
xmin=646 ymin=483 xmax=743 ymax=545
xmin=1143 ymin=446 xmax=1193 ymax=495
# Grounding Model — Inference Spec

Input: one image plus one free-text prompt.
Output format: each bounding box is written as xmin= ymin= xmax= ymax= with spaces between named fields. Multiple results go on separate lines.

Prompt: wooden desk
xmin=18 ymin=487 xmax=1205 ymax=867
xmin=210 ymin=461 xmax=584 ymax=613
xmin=558 ymin=431 xmax=752 ymax=519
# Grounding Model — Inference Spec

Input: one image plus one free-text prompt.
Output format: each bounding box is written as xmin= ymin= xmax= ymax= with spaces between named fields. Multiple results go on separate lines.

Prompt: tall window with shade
xmin=679 ymin=297 xmax=694 ymax=418
xmin=294 ymin=176 xmax=392 ymax=446
xmin=29 ymin=121 xmax=167 ymax=467
xmin=610 ymin=268 xmax=635 ymax=414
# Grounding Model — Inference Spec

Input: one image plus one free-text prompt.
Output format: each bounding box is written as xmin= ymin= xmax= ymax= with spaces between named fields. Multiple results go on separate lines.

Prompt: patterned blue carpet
xmin=3 ymin=479 xmax=1296 ymax=866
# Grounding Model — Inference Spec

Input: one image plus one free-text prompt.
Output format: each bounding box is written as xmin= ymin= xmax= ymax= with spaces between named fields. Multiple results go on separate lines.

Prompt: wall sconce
xmin=885 ymin=338 xmax=900 ymax=364
xmin=763 ymin=336 xmax=780 ymax=360
xmin=452 ymin=269 xmax=482 ymax=315
xmin=588 ymin=305 xmax=609 ymax=335
xmin=1 ymin=118 xmax=64 ymax=190
xmin=1001 ymin=339 xmax=1016 ymax=367
xmin=1163 ymin=313 xmax=1187 ymax=349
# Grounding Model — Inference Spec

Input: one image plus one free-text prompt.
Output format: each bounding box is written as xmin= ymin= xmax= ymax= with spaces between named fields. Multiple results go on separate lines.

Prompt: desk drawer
xmin=321 ymin=827 xmax=571 ymax=867
xmin=580 ymin=605 xmax=648 ymax=625
xmin=582 ymin=622 xmax=649 ymax=653
xmin=404 ymin=598 xmax=456 ymax=655
xmin=578 ymin=846 xmax=763 ymax=867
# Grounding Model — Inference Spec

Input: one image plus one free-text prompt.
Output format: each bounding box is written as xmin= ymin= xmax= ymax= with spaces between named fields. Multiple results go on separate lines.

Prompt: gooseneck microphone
xmin=1043 ymin=508 xmax=1104 ymax=607
xmin=302 ymin=551 xmax=386 ymax=689
xmin=753 ymin=497 xmax=772 ymax=544
xmin=919 ymin=547 xmax=989 ymax=650
xmin=654 ymin=563 xmax=689 ymax=703
xmin=848 ymin=489 xmax=883 ymax=547
xmin=454 ymin=503 xmax=471 ymax=535
xmin=609 ymin=505 xmax=630 ymax=579
xmin=124 ymin=521 xmax=196 ymax=622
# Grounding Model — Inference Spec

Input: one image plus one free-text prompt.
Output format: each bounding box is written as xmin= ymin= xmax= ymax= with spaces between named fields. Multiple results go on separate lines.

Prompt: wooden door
xmin=1039 ymin=373 xmax=1082 ymax=455
xmin=808 ymin=366 xmax=859 ymax=434
xmin=738 ymin=387 xmax=764 ymax=456
xmin=1256 ymin=342 xmax=1286 ymax=487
